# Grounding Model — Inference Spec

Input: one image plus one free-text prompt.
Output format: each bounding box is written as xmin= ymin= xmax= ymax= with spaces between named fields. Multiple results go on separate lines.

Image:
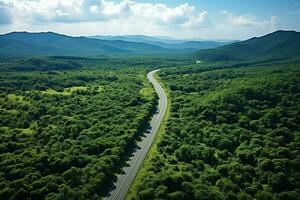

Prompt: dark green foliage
xmin=194 ymin=30 xmax=300 ymax=61
xmin=0 ymin=31 xmax=168 ymax=56
xmin=133 ymin=61 xmax=300 ymax=199
xmin=0 ymin=55 xmax=191 ymax=72
xmin=0 ymin=65 xmax=157 ymax=199
xmin=12 ymin=58 xmax=82 ymax=71
xmin=0 ymin=32 xmax=232 ymax=57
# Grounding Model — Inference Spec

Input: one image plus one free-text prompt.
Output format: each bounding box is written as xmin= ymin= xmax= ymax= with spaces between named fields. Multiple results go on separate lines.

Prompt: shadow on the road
xmin=101 ymin=102 xmax=158 ymax=198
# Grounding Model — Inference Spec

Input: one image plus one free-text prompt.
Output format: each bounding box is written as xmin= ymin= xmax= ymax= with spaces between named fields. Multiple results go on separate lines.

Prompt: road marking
xmin=104 ymin=69 xmax=167 ymax=200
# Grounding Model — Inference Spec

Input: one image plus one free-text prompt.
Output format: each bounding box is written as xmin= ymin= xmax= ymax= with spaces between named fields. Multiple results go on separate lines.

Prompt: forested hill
xmin=194 ymin=30 xmax=300 ymax=61
xmin=130 ymin=60 xmax=300 ymax=200
xmin=0 ymin=32 xmax=168 ymax=56
xmin=90 ymin=35 xmax=231 ymax=50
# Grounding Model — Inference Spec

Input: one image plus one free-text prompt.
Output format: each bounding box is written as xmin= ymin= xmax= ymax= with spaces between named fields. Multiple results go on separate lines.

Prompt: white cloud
xmin=270 ymin=16 xmax=278 ymax=31
xmin=212 ymin=11 xmax=280 ymax=40
xmin=221 ymin=10 xmax=271 ymax=27
xmin=3 ymin=0 xmax=132 ymax=23
xmin=0 ymin=0 xmax=207 ymax=25
xmin=0 ymin=1 xmax=12 ymax=24
xmin=0 ymin=0 xmax=213 ymax=37
xmin=138 ymin=3 xmax=195 ymax=25
xmin=0 ymin=0 xmax=212 ymax=38
xmin=183 ymin=11 xmax=210 ymax=29
xmin=0 ymin=1 xmax=284 ymax=39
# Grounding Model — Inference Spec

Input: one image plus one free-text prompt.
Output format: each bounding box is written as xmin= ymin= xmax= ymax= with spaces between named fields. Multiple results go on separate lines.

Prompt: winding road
xmin=104 ymin=69 xmax=167 ymax=200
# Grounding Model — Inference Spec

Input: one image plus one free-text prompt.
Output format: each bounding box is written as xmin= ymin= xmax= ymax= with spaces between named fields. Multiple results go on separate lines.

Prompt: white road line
xmin=104 ymin=69 xmax=167 ymax=200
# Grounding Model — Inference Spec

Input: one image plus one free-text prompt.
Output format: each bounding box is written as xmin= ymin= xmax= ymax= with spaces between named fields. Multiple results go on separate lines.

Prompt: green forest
xmin=1 ymin=2 xmax=300 ymax=199
xmin=0 ymin=57 xmax=164 ymax=199
xmin=130 ymin=61 xmax=300 ymax=200
xmin=1 ymin=56 xmax=300 ymax=200
xmin=0 ymin=38 xmax=300 ymax=200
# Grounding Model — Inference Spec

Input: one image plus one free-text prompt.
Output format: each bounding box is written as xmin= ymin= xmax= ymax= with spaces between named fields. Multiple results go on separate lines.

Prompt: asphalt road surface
xmin=104 ymin=69 xmax=167 ymax=200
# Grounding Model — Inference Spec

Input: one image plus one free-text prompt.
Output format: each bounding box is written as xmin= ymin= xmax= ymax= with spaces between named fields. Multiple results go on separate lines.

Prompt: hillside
xmin=129 ymin=60 xmax=300 ymax=200
xmin=194 ymin=30 xmax=300 ymax=61
xmin=91 ymin=35 xmax=230 ymax=50
xmin=90 ymin=35 xmax=182 ymax=44
xmin=0 ymin=32 xmax=168 ymax=56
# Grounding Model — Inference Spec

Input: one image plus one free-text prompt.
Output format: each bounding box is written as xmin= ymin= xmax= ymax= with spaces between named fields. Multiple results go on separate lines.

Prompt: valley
xmin=0 ymin=30 xmax=299 ymax=200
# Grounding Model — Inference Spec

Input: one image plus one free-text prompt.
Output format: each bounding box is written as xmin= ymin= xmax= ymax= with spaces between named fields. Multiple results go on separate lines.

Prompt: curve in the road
xmin=104 ymin=69 xmax=167 ymax=200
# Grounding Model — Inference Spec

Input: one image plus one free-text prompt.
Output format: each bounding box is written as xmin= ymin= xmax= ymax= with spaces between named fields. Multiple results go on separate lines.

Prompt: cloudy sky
xmin=0 ymin=0 xmax=299 ymax=39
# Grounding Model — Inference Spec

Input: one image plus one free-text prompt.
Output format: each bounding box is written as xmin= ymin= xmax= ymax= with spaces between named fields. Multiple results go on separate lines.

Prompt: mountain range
xmin=0 ymin=32 xmax=166 ymax=56
xmin=90 ymin=35 xmax=231 ymax=50
xmin=194 ymin=30 xmax=300 ymax=61
xmin=0 ymin=32 xmax=230 ymax=56
xmin=0 ymin=30 xmax=299 ymax=60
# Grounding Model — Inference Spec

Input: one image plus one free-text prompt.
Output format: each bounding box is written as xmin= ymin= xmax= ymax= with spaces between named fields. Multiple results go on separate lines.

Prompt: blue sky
xmin=136 ymin=0 xmax=300 ymax=15
xmin=137 ymin=0 xmax=300 ymax=30
xmin=0 ymin=0 xmax=299 ymax=39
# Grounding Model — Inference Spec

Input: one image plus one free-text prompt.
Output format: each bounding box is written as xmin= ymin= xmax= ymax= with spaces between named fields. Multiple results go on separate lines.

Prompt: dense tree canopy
xmin=131 ymin=62 xmax=300 ymax=200
xmin=0 ymin=62 xmax=157 ymax=199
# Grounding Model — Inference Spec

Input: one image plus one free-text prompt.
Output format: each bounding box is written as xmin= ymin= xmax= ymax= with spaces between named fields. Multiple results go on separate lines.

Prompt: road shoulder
xmin=125 ymin=70 xmax=171 ymax=200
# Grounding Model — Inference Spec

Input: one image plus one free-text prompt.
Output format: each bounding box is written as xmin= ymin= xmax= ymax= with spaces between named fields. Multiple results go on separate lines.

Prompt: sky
xmin=0 ymin=0 xmax=299 ymax=40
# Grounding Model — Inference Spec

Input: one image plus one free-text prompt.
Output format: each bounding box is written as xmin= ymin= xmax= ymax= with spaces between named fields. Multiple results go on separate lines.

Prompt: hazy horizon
xmin=0 ymin=30 xmax=240 ymax=41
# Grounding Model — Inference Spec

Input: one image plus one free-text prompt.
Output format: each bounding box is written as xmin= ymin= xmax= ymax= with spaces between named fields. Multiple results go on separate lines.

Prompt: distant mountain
xmin=0 ymin=32 xmax=169 ymax=56
xmin=90 ymin=35 xmax=232 ymax=50
xmin=90 ymin=35 xmax=186 ymax=44
xmin=161 ymin=41 xmax=228 ymax=50
xmin=194 ymin=30 xmax=300 ymax=61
